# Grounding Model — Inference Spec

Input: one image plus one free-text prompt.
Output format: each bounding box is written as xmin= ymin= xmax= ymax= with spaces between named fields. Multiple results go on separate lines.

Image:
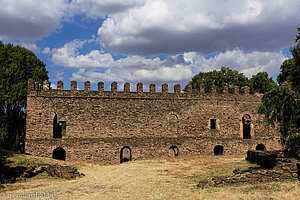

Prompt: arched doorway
xmin=120 ymin=146 xmax=132 ymax=163
xmin=53 ymin=147 xmax=66 ymax=160
xmin=169 ymin=146 xmax=179 ymax=157
xmin=214 ymin=145 xmax=224 ymax=155
xmin=242 ymin=114 xmax=251 ymax=139
xmin=256 ymin=144 xmax=266 ymax=151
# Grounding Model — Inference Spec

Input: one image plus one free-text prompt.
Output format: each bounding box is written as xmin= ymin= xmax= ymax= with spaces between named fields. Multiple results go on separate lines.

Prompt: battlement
xmin=25 ymin=79 xmax=280 ymax=164
xmin=27 ymin=79 xmax=261 ymax=100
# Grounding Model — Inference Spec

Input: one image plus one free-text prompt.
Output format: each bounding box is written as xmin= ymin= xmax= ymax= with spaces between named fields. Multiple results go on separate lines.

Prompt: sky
xmin=0 ymin=0 xmax=299 ymax=91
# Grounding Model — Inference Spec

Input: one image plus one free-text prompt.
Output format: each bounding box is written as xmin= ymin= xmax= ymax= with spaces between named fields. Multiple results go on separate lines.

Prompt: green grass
xmin=183 ymin=160 xmax=259 ymax=183
xmin=3 ymin=153 xmax=46 ymax=167
xmin=243 ymin=182 xmax=281 ymax=194
xmin=33 ymin=172 xmax=61 ymax=180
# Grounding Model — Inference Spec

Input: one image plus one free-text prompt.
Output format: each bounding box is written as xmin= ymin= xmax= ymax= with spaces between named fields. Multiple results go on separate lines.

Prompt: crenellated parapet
xmin=174 ymin=84 xmax=181 ymax=94
xmin=162 ymin=83 xmax=168 ymax=94
xmin=137 ymin=83 xmax=143 ymax=92
xmin=111 ymin=82 xmax=117 ymax=93
xmin=242 ymin=86 xmax=250 ymax=94
xmin=28 ymin=79 xmax=43 ymax=90
xmin=186 ymin=83 xmax=192 ymax=93
xmin=43 ymin=80 xmax=50 ymax=90
xmin=98 ymin=82 xmax=104 ymax=92
xmin=84 ymin=81 xmax=90 ymax=91
xmin=27 ymin=79 xmax=262 ymax=100
xmin=223 ymin=85 xmax=229 ymax=94
xmin=57 ymin=81 xmax=63 ymax=90
xmin=150 ymin=83 xmax=155 ymax=93
xmin=71 ymin=81 xmax=77 ymax=91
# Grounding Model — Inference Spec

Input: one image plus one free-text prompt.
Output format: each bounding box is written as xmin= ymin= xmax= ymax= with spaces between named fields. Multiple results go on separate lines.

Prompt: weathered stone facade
xmin=25 ymin=79 xmax=281 ymax=164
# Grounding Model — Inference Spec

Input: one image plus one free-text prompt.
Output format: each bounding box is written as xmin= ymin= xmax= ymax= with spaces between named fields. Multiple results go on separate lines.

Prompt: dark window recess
xmin=242 ymin=114 xmax=251 ymax=139
xmin=120 ymin=146 xmax=132 ymax=163
xmin=214 ymin=145 xmax=224 ymax=155
xmin=53 ymin=147 xmax=66 ymax=160
xmin=210 ymin=119 xmax=216 ymax=130
xmin=53 ymin=115 xmax=66 ymax=138
xmin=256 ymin=144 xmax=266 ymax=151
xmin=169 ymin=146 xmax=179 ymax=157
xmin=53 ymin=115 xmax=60 ymax=138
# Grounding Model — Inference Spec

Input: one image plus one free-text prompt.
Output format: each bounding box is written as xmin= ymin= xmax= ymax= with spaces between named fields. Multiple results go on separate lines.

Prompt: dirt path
xmin=1 ymin=155 xmax=299 ymax=200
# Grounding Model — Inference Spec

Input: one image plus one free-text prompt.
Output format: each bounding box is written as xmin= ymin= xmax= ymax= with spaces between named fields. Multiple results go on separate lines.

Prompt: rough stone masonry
xmin=25 ymin=79 xmax=281 ymax=164
xmin=197 ymin=150 xmax=300 ymax=188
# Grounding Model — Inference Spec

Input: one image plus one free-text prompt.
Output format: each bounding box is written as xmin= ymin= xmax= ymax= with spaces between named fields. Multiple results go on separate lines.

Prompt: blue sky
xmin=0 ymin=0 xmax=299 ymax=91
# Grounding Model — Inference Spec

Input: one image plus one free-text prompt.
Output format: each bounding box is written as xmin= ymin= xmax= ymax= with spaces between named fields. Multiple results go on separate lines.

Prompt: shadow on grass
xmin=0 ymin=148 xmax=29 ymax=186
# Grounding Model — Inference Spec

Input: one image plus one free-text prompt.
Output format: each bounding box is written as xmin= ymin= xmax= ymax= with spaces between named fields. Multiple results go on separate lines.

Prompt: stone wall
xmin=25 ymin=80 xmax=281 ymax=164
xmin=246 ymin=150 xmax=284 ymax=168
xmin=198 ymin=152 xmax=300 ymax=188
xmin=25 ymin=137 xmax=279 ymax=165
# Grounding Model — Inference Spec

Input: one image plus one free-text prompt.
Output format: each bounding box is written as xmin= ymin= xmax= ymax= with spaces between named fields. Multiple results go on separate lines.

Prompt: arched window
xmin=256 ymin=144 xmax=266 ymax=151
xmin=168 ymin=113 xmax=179 ymax=134
xmin=120 ymin=146 xmax=132 ymax=163
xmin=169 ymin=146 xmax=179 ymax=157
xmin=213 ymin=145 xmax=224 ymax=155
xmin=53 ymin=147 xmax=66 ymax=160
xmin=242 ymin=114 xmax=251 ymax=139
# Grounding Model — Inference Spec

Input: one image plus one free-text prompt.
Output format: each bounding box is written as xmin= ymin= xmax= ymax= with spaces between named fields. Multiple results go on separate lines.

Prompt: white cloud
xmin=51 ymin=83 xmax=57 ymax=89
xmin=2 ymin=0 xmax=298 ymax=57
xmin=192 ymin=49 xmax=287 ymax=77
xmin=98 ymin=0 xmax=300 ymax=56
xmin=55 ymin=71 xmax=65 ymax=81
xmin=50 ymin=39 xmax=286 ymax=88
xmin=18 ymin=43 xmax=40 ymax=52
xmin=0 ymin=0 xmax=146 ymax=43
xmin=49 ymin=38 xmax=115 ymax=68
xmin=0 ymin=0 xmax=68 ymax=42
xmin=42 ymin=47 xmax=51 ymax=54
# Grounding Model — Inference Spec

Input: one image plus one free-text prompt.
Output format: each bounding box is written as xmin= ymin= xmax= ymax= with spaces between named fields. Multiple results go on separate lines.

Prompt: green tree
xmin=277 ymin=58 xmax=295 ymax=85
xmin=258 ymin=28 xmax=300 ymax=158
xmin=250 ymin=72 xmax=278 ymax=94
xmin=185 ymin=67 xmax=249 ymax=93
xmin=290 ymin=27 xmax=300 ymax=92
xmin=0 ymin=41 xmax=48 ymax=151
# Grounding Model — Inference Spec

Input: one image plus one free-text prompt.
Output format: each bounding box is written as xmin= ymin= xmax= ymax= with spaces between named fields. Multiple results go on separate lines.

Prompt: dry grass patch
xmin=1 ymin=154 xmax=299 ymax=200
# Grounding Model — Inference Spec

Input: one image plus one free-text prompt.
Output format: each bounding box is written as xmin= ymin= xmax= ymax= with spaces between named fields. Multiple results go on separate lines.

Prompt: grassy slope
xmin=0 ymin=153 xmax=299 ymax=200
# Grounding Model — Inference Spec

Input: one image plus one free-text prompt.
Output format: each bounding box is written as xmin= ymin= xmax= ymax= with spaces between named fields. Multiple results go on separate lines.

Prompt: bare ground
xmin=1 ymin=154 xmax=299 ymax=200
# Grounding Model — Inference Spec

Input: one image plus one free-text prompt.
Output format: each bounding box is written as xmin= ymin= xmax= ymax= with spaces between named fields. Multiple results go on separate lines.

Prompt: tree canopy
xmin=0 ymin=41 xmax=48 ymax=151
xmin=258 ymin=28 xmax=300 ymax=158
xmin=185 ymin=67 xmax=249 ymax=93
xmin=250 ymin=72 xmax=278 ymax=94
xmin=277 ymin=58 xmax=295 ymax=85
xmin=185 ymin=66 xmax=276 ymax=94
xmin=290 ymin=28 xmax=300 ymax=92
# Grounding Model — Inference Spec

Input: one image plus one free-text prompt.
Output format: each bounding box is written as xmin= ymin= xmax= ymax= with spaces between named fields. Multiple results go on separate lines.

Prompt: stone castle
xmin=25 ymin=79 xmax=281 ymax=164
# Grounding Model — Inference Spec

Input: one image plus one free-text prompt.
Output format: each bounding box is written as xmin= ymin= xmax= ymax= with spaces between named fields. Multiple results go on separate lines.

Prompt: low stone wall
xmin=198 ymin=152 xmax=300 ymax=188
xmin=1 ymin=164 xmax=83 ymax=184
xmin=45 ymin=164 xmax=84 ymax=179
xmin=246 ymin=150 xmax=284 ymax=168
